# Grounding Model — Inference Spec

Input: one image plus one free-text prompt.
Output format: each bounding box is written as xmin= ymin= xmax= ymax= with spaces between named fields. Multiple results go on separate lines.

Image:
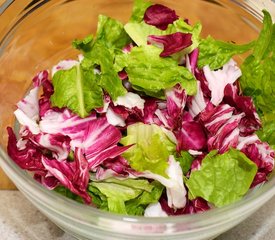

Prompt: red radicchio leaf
xmin=42 ymin=148 xmax=91 ymax=204
xmin=223 ymin=84 xmax=261 ymax=135
xmin=34 ymin=173 xmax=59 ymax=190
xmin=148 ymin=32 xmax=192 ymax=57
xmin=7 ymin=127 xmax=60 ymax=190
xmin=32 ymin=70 xmax=55 ymax=118
xmin=144 ymin=4 xmax=179 ymax=30
xmin=241 ymin=141 xmax=274 ymax=174
xmin=7 ymin=127 xmax=45 ymax=174
xmin=176 ymin=121 xmax=207 ymax=151
xmin=250 ymin=172 xmax=268 ymax=188
xmin=159 ymin=196 xmax=209 ymax=215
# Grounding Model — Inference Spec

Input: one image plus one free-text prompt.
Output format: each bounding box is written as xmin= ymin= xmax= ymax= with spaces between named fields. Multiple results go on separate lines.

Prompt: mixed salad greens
xmin=7 ymin=0 xmax=275 ymax=216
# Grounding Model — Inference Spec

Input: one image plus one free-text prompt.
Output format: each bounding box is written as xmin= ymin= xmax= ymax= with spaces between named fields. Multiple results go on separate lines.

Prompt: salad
xmin=7 ymin=0 xmax=275 ymax=217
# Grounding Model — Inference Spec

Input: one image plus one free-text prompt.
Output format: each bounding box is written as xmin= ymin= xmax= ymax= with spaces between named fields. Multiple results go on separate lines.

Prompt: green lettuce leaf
xmin=88 ymin=178 xmax=162 ymax=215
xmin=72 ymin=35 xmax=94 ymax=53
xmin=126 ymin=181 xmax=164 ymax=216
xmin=120 ymin=122 xmax=176 ymax=177
xmin=175 ymin=151 xmax=194 ymax=175
xmin=116 ymin=45 xmax=197 ymax=96
xmin=54 ymin=186 xmax=83 ymax=203
xmin=96 ymin=15 xmax=131 ymax=50
xmin=239 ymin=11 xmax=275 ymax=147
xmin=240 ymin=10 xmax=274 ymax=116
xmin=198 ymin=36 xmax=255 ymax=70
xmin=73 ymin=15 xmax=131 ymax=54
xmin=51 ymin=64 xmax=103 ymax=118
xmin=186 ymin=149 xmax=257 ymax=207
xmin=129 ymin=0 xmax=152 ymax=23
xmin=81 ymin=41 xmax=127 ymax=100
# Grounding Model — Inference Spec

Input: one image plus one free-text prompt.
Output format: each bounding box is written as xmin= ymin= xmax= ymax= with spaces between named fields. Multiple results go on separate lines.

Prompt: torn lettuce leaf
xmin=198 ymin=36 xmax=255 ymax=70
xmin=120 ymin=122 xmax=176 ymax=177
xmin=240 ymin=10 xmax=274 ymax=116
xmin=81 ymin=41 xmax=127 ymax=100
xmin=50 ymin=64 xmax=103 ymax=118
xmin=88 ymin=178 xmax=162 ymax=215
xmin=186 ymin=149 xmax=257 ymax=207
xmin=115 ymin=45 xmax=197 ymax=96
xmin=239 ymin=10 xmax=275 ymax=147
xmin=96 ymin=15 xmax=132 ymax=50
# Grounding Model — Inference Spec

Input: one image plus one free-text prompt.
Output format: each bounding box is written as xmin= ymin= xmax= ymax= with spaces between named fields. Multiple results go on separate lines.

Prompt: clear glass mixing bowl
xmin=0 ymin=0 xmax=274 ymax=239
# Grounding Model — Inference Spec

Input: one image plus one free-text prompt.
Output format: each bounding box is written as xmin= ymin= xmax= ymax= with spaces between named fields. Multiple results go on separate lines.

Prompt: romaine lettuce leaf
xmin=72 ymin=35 xmax=94 ymax=53
xmin=116 ymin=45 xmax=197 ymax=96
xmin=198 ymin=36 xmax=254 ymax=70
xmin=120 ymin=122 xmax=176 ymax=177
xmin=51 ymin=64 xmax=103 ymax=118
xmin=186 ymin=149 xmax=257 ymax=207
xmin=88 ymin=178 xmax=161 ymax=214
xmin=239 ymin=11 xmax=275 ymax=146
xmin=126 ymin=181 xmax=164 ymax=216
xmin=96 ymin=15 xmax=131 ymax=50
xmin=73 ymin=15 xmax=131 ymax=54
xmin=240 ymin=11 xmax=274 ymax=116
xmin=81 ymin=42 xmax=127 ymax=100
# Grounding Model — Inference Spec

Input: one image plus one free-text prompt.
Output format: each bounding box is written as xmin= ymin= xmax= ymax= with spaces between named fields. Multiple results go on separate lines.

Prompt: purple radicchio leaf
xmin=203 ymin=59 xmax=241 ymax=106
xmin=148 ymin=32 xmax=192 ymax=57
xmin=42 ymin=148 xmax=91 ymax=204
xmin=186 ymin=48 xmax=199 ymax=75
xmin=159 ymin=196 xmax=209 ymax=215
xmin=29 ymin=132 xmax=71 ymax=161
xmin=7 ymin=127 xmax=59 ymax=190
xmin=176 ymin=121 xmax=207 ymax=151
xmin=39 ymin=109 xmax=97 ymax=149
xmin=188 ymin=81 xmax=208 ymax=118
xmin=241 ymin=140 xmax=274 ymax=174
xmin=154 ymin=85 xmax=187 ymax=130
xmin=7 ymin=127 xmax=45 ymax=173
xmin=144 ymin=4 xmax=179 ymax=30
xmin=80 ymin=117 xmax=131 ymax=169
xmin=224 ymin=84 xmax=261 ymax=135
xmin=200 ymin=103 xmax=244 ymax=153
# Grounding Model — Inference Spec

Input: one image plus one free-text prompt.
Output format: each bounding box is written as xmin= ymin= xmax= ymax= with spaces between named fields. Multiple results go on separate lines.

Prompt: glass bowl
xmin=0 ymin=0 xmax=274 ymax=239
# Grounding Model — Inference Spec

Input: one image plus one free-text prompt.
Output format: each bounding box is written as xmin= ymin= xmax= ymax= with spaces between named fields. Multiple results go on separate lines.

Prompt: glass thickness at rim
xmin=0 ymin=0 xmax=274 ymax=237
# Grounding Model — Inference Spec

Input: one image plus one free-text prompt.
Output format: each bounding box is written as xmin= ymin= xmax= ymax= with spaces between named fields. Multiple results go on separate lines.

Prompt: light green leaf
xmin=186 ymin=149 xmax=257 ymax=207
xmin=198 ymin=36 xmax=255 ymax=70
xmin=120 ymin=122 xmax=176 ymax=177
xmin=125 ymin=181 xmax=164 ymax=216
xmin=116 ymin=45 xmax=197 ymax=96
xmin=88 ymin=178 xmax=161 ymax=215
xmin=96 ymin=15 xmax=131 ymax=50
xmin=51 ymin=64 xmax=103 ymax=118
